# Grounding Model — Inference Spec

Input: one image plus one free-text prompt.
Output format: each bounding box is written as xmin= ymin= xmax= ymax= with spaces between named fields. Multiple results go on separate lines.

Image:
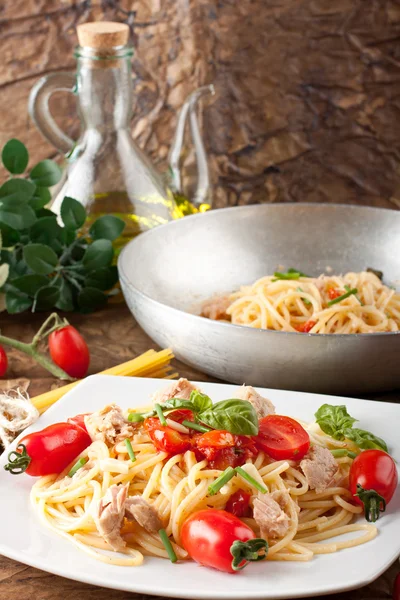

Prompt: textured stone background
xmin=1 ymin=0 xmax=400 ymax=209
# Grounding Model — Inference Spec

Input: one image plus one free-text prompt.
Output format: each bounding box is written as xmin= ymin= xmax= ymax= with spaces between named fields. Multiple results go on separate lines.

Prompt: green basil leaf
xmin=315 ymin=404 xmax=358 ymax=440
xmin=10 ymin=274 xmax=49 ymax=295
xmin=78 ymin=286 xmax=107 ymax=313
xmin=0 ymin=204 xmax=36 ymax=230
xmin=199 ymin=399 xmax=259 ymax=436
xmin=82 ymin=239 xmax=113 ymax=271
xmin=89 ymin=215 xmax=125 ymax=241
xmin=5 ymin=289 xmax=32 ymax=313
xmin=29 ymin=186 xmax=51 ymax=211
xmin=61 ymin=227 xmax=76 ymax=246
xmin=30 ymin=160 xmax=62 ymax=187
xmin=35 ymin=208 xmax=55 ymax=218
xmin=0 ymin=179 xmax=35 ymax=207
xmin=190 ymin=390 xmax=213 ymax=413
xmin=85 ymin=266 xmax=118 ymax=291
xmin=2 ymin=139 xmax=29 ymax=174
xmin=163 ymin=398 xmax=195 ymax=411
xmin=33 ymin=284 xmax=60 ymax=311
xmin=344 ymin=428 xmax=388 ymax=453
xmin=0 ymin=224 xmax=20 ymax=247
xmin=23 ymin=243 xmax=58 ymax=275
xmin=60 ymin=196 xmax=86 ymax=229
xmin=55 ymin=278 xmax=75 ymax=311
xmin=30 ymin=216 xmax=63 ymax=246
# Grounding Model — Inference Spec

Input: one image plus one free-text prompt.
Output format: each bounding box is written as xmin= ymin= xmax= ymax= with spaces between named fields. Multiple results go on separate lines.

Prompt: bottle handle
xmin=28 ymin=72 xmax=76 ymax=154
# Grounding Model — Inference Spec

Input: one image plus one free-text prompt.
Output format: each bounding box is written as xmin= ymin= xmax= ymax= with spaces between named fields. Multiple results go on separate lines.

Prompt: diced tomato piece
xmin=166 ymin=409 xmax=194 ymax=424
xmin=196 ymin=430 xmax=236 ymax=449
xmin=295 ymin=320 xmax=316 ymax=333
xmin=195 ymin=431 xmax=258 ymax=470
xmin=145 ymin=417 xmax=191 ymax=454
xmin=328 ymin=288 xmax=342 ymax=300
xmin=225 ymin=490 xmax=251 ymax=517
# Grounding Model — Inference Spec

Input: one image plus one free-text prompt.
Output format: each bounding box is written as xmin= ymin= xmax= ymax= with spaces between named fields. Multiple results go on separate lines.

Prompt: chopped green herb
xmin=330 ymin=449 xmax=357 ymax=459
xmin=68 ymin=457 xmax=88 ymax=478
xmin=235 ymin=466 xmax=268 ymax=493
xmin=344 ymin=284 xmax=363 ymax=305
xmin=128 ymin=412 xmax=145 ymax=423
xmin=182 ymin=420 xmax=211 ymax=433
xmin=125 ymin=438 xmax=136 ymax=462
xmin=155 ymin=403 xmax=167 ymax=426
xmin=296 ymin=287 xmax=311 ymax=306
xmin=327 ymin=287 xmax=358 ymax=307
xmin=159 ymin=528 xmax=177 ymax=563
xmin=208 ymin=466 xmax=236 ymax=496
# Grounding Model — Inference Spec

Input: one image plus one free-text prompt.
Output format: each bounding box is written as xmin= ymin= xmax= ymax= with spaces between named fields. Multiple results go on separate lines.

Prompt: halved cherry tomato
xmin=196 ymin=430 xmax=258 ymax=470
xmin=4 ymin=422 xmax=91 ymax=477
xmin=328 ymin=288 xmax=342 ymax=300
xmin=226 ymin=490 xmax=251 ymax=518
xmin=295 ymin=320 xmax=316 ymax=333
xmin=145 ymin=417 xmax=191 ymax=454
xmin=393 ymin=572 xmax=400 ymax=600
xmin=165 ymin=409 xmax=194 ymax=424
xmin=49 ymin=325 xmax=90 ymax=379
xmin=255 ymin=415 xmax=310 ymax=460
xmin=349 ymin=449 xmax=398 ymax=522
xmin=0 ymin=345 xmax=8 ymax=377
xmin=181 ymin=509 xmax=268 ymax=573
xmin=67 ymin=413 xmax=90 ymax=433
xmin=196 ymin=430 xmax=236 ymax=449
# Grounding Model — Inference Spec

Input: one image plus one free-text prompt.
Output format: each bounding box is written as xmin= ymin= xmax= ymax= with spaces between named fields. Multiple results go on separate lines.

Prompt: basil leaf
xmin=29 ymin=186 xmax=51 ymax=211
xmin=315 ymin=404 xmax=357 ymax=440
xmin=163 ymin=398 xmax=195 ymax=411
xmin=83 ymin=239 xmax=113 ymax=270
xmin=23 ymin=243 xmax=58 ymax=275
xmin=60 ymin=196 xmax=86 ymax=230
xmin=10 ymin=274 xmax=49 ymax=295
xmin=30 ymin=160 xmax=62 ymax=187
xmin=2 ymin=139 xmax=29 ymax=174
xmin=54 ymin=277 xmax=75 ymax=312
xmin=85 ymin=266 xmax=119 ymax=291
xmin=89 ymin=215 xmax=125 ymax=241
xmin=0 ymin=224 xmax=20 ymax=247
xmin=0 ymin=204 xmax=36 ymax=230
xmin=199 ymin=399 xmax=259 ymax=436
xmin=33 ymin=285 xmax=60 ymax=311
xmin=5 ymin=289 xmax=32 ymax=313
xmin=190 ymin=390 xmax=213 ymax=413
xmin=78 ymin=286 xmax=107 ymax=313
xmin=0 ymin=179 xmax=35 ymax=207
xmin=30 ymin=216 xmax=63 ymax=246
xmin=344 ymin=428 xmax=388 ymax=453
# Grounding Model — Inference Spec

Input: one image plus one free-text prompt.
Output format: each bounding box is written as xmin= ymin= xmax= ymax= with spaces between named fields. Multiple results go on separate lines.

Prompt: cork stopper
xmin=77 ymin=22 xmax=129 ymax=49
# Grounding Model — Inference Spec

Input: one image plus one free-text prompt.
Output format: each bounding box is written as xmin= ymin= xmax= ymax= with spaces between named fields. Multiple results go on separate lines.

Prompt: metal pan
xmin=118 ymin=203 xmax=400 ymax=395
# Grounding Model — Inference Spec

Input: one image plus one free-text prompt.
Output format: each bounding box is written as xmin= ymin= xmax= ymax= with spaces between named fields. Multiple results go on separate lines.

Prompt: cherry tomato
xmin=67 ymin=413 xmax=90 ymax=433
xmin=0 ymin=345 xmax=8 ymax=377
xmin=4 ymin=422 xmax=91 ymax=477
xmin=393 ymin=572 xmax=400 ymax=600
xmin=197 ymin=430 xmax=236 ymax=449
xmin=255 ymin=415 xmax=310 ymax=460
xmin=181 ymin=509 xmax=268 ymax=573
xmin=328 ymin=288 xmax=342 ymax=300
xmin=226 ymin=490 xmax=251 ymax=517
xmin=145 ymin=417 xmax=191 ymax=454
xmin=166 ymin=409 xmax=194 ymax=424
xmin=49 ymin=325 xmax=90 ymax=379
xmin=196 ymin=431 xmax=258 ymax=470
xmin=349 ymin=449 xmax=398 ymax=522
xmin=295 ymin=320 xmax=317 ymax=333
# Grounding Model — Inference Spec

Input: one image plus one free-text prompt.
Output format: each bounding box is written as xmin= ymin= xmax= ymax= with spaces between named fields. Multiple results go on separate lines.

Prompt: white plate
xmin=0 ymin=375 xmax=399 ymax=599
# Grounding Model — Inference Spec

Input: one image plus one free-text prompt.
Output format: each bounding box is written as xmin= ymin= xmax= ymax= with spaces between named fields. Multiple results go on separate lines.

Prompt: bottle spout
xmin=168 ymin=84 xmax=215 ymax=207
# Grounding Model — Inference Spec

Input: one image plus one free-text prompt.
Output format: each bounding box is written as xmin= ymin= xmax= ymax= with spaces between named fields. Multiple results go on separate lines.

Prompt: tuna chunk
xmin=95 ymin=484 xmax=128 ymax=551
xmin=253 ymin=491 xmax=290 ymax=539
xmin=235 ymin=385 xmax=275 ymax=419
xmin=152 ymin=378 xmax=199 ymax=404
xmin=125 ymin=496 xmax=162 ymax=533
xmin=84 ymin=404 xmax=136 ymax=446
xmin=300 ymin=445 xmax=339 ymax=493
xmin=201 ymin=296 xmax=231 ymax=320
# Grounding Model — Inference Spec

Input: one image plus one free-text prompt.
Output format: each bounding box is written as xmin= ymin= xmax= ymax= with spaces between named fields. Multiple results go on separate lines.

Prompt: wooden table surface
xmin=0 ymin=303 xmax=398 ymax=600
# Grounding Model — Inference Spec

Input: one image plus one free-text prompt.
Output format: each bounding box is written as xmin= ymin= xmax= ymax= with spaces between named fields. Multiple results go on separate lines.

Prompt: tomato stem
xmin=355 ymin=483 xmax=386 ymax=522
xmin=4 ymin=444 xmax=31 ymax=475
xmin=31 ymin=313 xmax=69 ymax=348
xmin=230 ymin=538 xmax=268 ymax=571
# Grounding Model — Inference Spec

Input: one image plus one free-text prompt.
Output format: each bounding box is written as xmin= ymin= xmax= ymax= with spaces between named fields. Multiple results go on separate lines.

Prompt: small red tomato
xmin=166 ymin=409 xmax=194 ymax=424
xmin=196 ymin=430 xmax=236 ymax=449
xmin=0 ymin=345 xmax=8 ymax=377
xmin=226 ymin=490 xmax=251 ymax=518
xmin=349 ymin=449 xmax=398 ymax=522
xmin=181 ymin=509 xmax=267 ymax=573
xmin=295 ymin=320 xmax=317 ymax=333
xmin=4 ymin=422 xmax=91 ymax=477
xmin=145 ymin=417 xmax=191 ymax=454
xmin=393 ymin=572 xmax=400 ymax=600
xmin=328 ymin=288 xmax=342 ymax=300
xmin=67 ymin=413 xmax=90 ymax=433
xmin=255 ymin=415 xmax=310 ymax=460
xmin=49 ymin=325 xmax=90 ymax=379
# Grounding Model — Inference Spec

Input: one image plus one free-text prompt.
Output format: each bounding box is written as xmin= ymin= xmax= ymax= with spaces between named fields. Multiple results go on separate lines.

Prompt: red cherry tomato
xmin=145 ymin=417 xmax=191 ymax=454
xmin=255 ymin=415 xmax=310 ymax=460
xmin=349 ymin=449 xmax=398 ymax=522
xmin=4 ymin=422 xmax=91 ymax=477
xmin=49 ymin=325 xmax=90 ymax=379
xmin=226 ymin=490 xmax=251 ymax=517
xmin=328 ymin=288 xmax=342 ymax=300
xmin=181 ymin=509 xmax=267 ymax=573
xmin=67 ymin=413 xmax=90 ymax=433
xmin=196 ymin=430 xmax=236 ymax=449
xmin=393 ymin=572 xmax=400 ymax=600
xmin=0 ymin=345 xmax=8 ymax=377
xmin=196 ymin=431 xmax=258 ymax=470
xmin=166 ymin=409 xmax=194 ymax=424
xmin=295 ymin=320 xmax=317 ymax=333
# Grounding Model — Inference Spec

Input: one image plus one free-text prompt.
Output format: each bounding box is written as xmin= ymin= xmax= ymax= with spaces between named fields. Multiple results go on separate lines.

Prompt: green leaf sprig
xmin=0 ymin=139 xmax=125 ymax=314
xmin=315 ymin=404 xmax=388 ymax=452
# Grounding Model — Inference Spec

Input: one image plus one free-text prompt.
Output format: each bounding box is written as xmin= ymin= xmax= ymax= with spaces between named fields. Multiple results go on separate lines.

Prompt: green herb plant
xmin=0 ymin=139 xmax=125 ymax=314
